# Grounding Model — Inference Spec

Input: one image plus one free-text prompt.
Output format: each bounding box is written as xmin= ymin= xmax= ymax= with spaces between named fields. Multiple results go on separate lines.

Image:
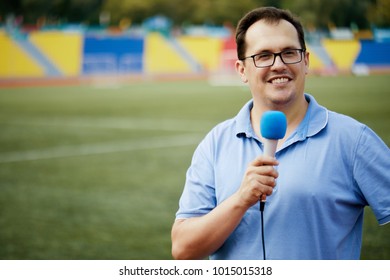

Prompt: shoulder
xmin=327 ymin=111 xmax=365 ymax=132
xmin=197 ymin=117 xmax=237 ymax=153
xmin=320 ymin=111 xmax=367 ymax=151
xmin=203 ymin=99 xmax=253 ymax=142
xmin=324 ymin=111 xmax=386 ymax=147
xmin=323 ymin=110 xmax=388 ymax=161
xmin=209 ymin=118 xmax=237 ymax=137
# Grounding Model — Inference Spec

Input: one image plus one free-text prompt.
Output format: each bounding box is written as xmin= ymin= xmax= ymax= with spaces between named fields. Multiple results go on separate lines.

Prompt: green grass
xmin=0 ymin=75 xmax=389 ymax=259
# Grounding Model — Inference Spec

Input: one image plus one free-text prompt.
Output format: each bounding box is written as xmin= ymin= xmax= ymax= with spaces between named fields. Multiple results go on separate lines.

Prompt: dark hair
xmin=235 ymin=7 xmax=306 ymax=60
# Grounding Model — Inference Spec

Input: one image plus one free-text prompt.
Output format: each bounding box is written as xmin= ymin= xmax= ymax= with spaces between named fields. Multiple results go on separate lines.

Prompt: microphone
xmin=259 ymin=111 xmax=287 ymax=260
xmin=260 ymin=111 xmax=287 ymax=158
xmin=259 ymin=111 xmax=287 ymax=210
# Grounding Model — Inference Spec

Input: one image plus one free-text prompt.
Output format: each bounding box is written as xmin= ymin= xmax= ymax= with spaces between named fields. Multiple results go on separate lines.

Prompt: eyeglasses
xmin=241 ymin=49 xmax=306 ymax=68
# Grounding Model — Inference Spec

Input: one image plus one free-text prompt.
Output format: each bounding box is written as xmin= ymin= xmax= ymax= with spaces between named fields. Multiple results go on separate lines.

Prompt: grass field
xmin=0 ymin=74 xmax=389 ymax=260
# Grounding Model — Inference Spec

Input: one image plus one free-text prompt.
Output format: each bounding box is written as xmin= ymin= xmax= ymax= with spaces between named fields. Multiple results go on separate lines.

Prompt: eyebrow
xmin=251 ymin=46 xmax=300 ymax=54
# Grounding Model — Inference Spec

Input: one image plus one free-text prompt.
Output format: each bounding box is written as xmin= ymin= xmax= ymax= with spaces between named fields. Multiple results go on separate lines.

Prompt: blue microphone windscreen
xmin=260 ymin=111 xmax=287 ymax=139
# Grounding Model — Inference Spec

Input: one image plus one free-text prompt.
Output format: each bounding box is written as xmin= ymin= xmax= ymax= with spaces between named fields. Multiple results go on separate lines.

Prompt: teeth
xmin=271 ymin=78 xmax=288 ymax=84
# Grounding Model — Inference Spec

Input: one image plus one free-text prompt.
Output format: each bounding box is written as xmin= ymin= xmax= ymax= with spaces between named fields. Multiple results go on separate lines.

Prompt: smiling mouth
xmin=269 ymin=77 xmax=290 ymax=84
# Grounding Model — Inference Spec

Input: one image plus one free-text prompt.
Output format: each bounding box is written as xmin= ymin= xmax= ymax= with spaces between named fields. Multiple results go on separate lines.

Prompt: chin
xmin=265 ymin=94 xmax=296 ymax=110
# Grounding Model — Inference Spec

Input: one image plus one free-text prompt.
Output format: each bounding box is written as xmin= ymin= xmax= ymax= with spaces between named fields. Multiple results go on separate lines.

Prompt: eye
xmin=255 ymin=52 xmax=273 ymax=61
xmin=282 ymin=50 xmax=298 ymax=57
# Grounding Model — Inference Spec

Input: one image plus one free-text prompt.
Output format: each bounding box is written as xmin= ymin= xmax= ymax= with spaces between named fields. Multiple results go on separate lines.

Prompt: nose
xmin=271 ymin=54 xmax=286 ymax=68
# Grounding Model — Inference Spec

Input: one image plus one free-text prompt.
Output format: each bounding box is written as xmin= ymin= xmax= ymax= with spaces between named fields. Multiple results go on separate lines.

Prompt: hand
xmin=237 ymin=155 xmax=279 ymax=209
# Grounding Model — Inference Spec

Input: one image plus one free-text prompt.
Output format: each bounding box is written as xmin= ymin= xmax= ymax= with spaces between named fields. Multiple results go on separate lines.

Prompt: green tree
xmin=0 ymin=0 xmax=103 ymax=25
xmin=368 ymin=0 xmax=390 ymax=27
xmin=1 ymin=0 xmax=388 ymax=29
xmin=101 ymin=0 xmax=267 ymax=26
xmin=282 ymin=0 xmax=383 ymax=29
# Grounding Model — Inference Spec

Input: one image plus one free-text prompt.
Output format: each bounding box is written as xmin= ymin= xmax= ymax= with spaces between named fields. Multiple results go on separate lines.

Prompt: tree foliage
xmin=1 ymin=0 xmax=389 ymax=28
xmin=0 ymin=0 xmax=104 ymax=25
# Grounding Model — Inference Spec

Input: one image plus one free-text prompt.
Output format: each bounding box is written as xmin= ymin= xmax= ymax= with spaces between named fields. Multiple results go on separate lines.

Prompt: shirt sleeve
xmin=175 ymin=134 xmax=216 ymax=219
xmin=353 ymin=125 xmax=390 ymax=225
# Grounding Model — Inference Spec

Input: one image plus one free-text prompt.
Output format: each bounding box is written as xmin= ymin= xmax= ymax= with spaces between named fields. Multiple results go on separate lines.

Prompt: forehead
xmin=245 ymin=19 xmax=300 ymax=53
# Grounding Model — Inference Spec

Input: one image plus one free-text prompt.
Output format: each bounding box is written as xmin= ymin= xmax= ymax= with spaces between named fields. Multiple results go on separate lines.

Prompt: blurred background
xmin=1 ymin=0 xmax=390 ymax=81
xmin=0 ymin=0 xmax=389 ymax=260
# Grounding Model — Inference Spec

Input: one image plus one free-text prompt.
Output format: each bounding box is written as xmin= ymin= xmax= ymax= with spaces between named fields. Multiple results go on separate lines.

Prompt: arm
xmin=171 ymin=156 xmax=278 ymax=260
xmin=353 ymin=126 xmax=390 ymax=225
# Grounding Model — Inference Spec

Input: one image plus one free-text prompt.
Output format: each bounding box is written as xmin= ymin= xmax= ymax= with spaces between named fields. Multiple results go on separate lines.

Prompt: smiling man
xmin=171 ymin=7 xmax=390 ymax=260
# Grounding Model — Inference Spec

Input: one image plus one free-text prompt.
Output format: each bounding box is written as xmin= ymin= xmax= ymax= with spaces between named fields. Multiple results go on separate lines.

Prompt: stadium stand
xmin=1 ymin=26 xmax=390 ymax=81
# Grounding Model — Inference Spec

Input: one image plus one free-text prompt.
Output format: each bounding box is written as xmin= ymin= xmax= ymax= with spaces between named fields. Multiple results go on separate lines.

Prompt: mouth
xmin=268 ymin=76 xmax=292 ymax=85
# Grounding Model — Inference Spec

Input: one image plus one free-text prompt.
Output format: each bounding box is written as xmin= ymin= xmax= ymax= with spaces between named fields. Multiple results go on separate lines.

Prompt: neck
xmin=251 ymin=96 xmax=309 ymax=147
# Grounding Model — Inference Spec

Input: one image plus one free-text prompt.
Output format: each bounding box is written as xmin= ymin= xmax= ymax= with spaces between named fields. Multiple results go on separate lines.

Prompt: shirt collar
xmin=235 ymin=99 xmax=255 ymax=139
xmin=234 ymin=94 xmax=328 ymax=144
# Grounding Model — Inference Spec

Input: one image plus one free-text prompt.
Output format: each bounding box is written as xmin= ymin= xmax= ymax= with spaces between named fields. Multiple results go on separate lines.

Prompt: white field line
xmin=0 ymin=133 xmax=203 ymax=163
xmin=1 ymin=117 xmax=216 ymax=132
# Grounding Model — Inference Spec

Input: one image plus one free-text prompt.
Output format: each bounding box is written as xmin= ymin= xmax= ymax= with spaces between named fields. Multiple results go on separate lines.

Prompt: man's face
xmin=236 ymin=19 xmax=309 ymax=109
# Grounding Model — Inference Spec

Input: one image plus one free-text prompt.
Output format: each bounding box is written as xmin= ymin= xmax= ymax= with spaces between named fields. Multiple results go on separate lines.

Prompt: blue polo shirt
xmin=176 ymin=94 xmax=390 ymax=260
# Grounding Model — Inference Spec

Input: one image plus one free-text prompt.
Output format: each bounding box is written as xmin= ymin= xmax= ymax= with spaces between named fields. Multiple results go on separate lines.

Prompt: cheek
xmin=249 ymin=68 xmax=268 ymax=83
xmin=295 ymin=72 xmax=307 ymax=92
xmin=294 ymin=61 xmax=308 ymax=83
xmin=247 ymin=73 xmax=267 ymax=91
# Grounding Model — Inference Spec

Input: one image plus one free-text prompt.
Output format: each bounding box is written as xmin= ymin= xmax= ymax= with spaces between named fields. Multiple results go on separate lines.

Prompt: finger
xmin=251 ymin=155 xmax=279 ymax=167
xmin=247 ymin=165 xmax=279 ymax=180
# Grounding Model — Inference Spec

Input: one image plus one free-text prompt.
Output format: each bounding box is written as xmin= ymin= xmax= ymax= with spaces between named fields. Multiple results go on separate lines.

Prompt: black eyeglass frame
xmin=240 ymin=48 xmax=306 ymax=68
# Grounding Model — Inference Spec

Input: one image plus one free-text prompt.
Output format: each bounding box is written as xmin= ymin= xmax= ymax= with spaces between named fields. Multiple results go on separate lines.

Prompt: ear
xmin=304 ymin=51 xmax=310 ymax=75
xmin=235 ymin=60 xmax=248 ymax=83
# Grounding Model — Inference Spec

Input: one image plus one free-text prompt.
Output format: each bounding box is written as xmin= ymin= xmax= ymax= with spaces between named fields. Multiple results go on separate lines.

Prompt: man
xmin=171 ymin=7 xmax=390 ymax=260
